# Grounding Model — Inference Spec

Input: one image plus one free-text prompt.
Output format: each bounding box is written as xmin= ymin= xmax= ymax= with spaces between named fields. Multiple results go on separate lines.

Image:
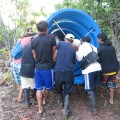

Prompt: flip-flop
xmin=38 ymin=111 xmax=46 ymax=118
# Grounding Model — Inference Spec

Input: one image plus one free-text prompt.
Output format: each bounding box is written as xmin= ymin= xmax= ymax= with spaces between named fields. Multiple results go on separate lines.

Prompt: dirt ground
xmin=0 ymin=74 xmax=120 ymax=120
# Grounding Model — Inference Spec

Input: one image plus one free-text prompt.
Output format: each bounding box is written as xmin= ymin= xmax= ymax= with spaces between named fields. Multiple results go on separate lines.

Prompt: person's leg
xmin=43 ymin=89 xmax=49 ymax=105
xmin=99 ymin=75 xmax=108 ymax=97
xmin=63 ymin=94 xmax=70 ymax=117
xmin=11 ymin=62 xmax=17 ymax=90
xmin=88 ymin=91 xmax=97 ymax=113
xmin=34 ymin=70 xmax=44 ymax=113
xmin=107 ymin=74 xmax=117 ymax=104
xmin=24 ymin=88 xmax=32 ymax=107
xmin=84 ymin=72 xmax=97 ymax=113
xmin=63 ymin=71 xmax=74 ymax=117
xmin=54 ymin=71 xmax=64 ymax=107
xmin=99 ymin=86 xmax=104 ymax=97
xmin=109 ymin=88 xmax=114 ymax=104
xmin=14 ymin=63 xmax=23 ymax=102
xmin=94 ymin=71 xmax=101 ymax=95
xmin=33 ymin=88 xmax=37 ymax=101
xmin=43 ymin=69 xmax=53 ymax=105
xmin=18 ymin=85 xmax=23 ymax=102
xmin=29 ymin=78 xmax=36 ymax=102
xmin=36 ymin=90 xmax=43 ymax=113
xmin=22 ymin=78 xmax=33 ymax=106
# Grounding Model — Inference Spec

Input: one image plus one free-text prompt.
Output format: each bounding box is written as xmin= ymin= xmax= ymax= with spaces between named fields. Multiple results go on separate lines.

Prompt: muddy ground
xmin=0 ymin=74 xmax=120 ymax=120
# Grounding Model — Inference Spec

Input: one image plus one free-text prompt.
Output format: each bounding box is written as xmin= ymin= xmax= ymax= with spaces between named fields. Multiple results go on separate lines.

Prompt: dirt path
xmin=0 ymin=77 xmax=120 ymax=120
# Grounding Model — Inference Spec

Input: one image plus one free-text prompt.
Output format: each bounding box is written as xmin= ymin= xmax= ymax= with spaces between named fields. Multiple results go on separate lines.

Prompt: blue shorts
xmin=84 ymin=70 xmax=101 ymax=91
xmin=35 ymin=69 xmax=53 ymax=90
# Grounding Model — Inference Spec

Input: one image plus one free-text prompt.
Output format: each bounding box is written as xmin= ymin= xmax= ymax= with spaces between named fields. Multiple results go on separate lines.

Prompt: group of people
xmin=11 ymin=20 xmax=119 ymax=118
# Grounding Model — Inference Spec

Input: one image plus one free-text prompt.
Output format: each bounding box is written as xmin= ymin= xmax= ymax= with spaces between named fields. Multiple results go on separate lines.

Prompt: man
xmin=76 ymin=36 xmax=101 ymax=113
xmin=20 ymin=42 xmax=36 ymax=108
xmin=31 ymin=20 xmax=56 ymax=116
xmin=97 ymin=33 xmax=119 ymax=104
xmin=54 ymin=33 xmax=77 ymax=117
xmin=25 ymin=28 xmax=33 ymax=37
xmin=12 ymin=33 xmax=34 ymax=103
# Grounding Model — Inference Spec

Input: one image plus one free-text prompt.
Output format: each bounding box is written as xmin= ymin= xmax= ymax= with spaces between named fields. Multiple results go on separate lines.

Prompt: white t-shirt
xmin=76 ymin=42 xmax=101 ymax=74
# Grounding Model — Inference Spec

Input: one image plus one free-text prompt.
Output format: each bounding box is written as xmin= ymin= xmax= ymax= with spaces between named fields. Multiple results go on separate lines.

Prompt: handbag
xmin=80 ymin=44 xmax=99 ymax=70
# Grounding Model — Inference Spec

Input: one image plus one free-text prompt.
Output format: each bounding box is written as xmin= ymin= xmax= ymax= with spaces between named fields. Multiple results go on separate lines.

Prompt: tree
xmin=0 ymin=0 xmax=46 ymax=75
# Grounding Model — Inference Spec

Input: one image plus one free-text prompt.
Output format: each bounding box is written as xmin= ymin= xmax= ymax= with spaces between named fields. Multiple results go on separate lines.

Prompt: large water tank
xmin=47 ymin=8 xmax=101 ymax=84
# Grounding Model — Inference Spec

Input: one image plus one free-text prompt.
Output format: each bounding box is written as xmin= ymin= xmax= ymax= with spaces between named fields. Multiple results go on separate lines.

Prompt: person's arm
xmin=73 ymin=52 xmax=78 ymax=66
xmin=76 ymin=46 xmax=83 ymax=61
xmin=53 ymin=46 xmax=56 ymax=54
xmin=52 ymin=36 xmax=57 ymax=62
xmin=31 ymin=40 xmax=37 ymax=61
xmin=53 ymin=49 xmax=58 ymax=62
xmin=32 ymin=50 xmax=37 ymax=61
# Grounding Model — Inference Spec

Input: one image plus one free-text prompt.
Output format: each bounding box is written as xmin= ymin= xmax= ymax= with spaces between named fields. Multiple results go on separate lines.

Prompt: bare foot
xmin=17 ymin=97 xmax=23 ymax=103
xmin=109 ymin=99 xmax=114 ymax=104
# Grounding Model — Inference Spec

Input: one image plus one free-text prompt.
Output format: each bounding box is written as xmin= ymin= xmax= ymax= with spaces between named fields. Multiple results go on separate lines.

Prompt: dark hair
xmin=36 ymin=20 xmax=48 ymax=32
xmin=27 ymin=28 xmax=33 ymax=32
xmin=82 ymin=36 xmax=91 ymax=43
xmin=97 ymin=33 xmax=107 ymax=42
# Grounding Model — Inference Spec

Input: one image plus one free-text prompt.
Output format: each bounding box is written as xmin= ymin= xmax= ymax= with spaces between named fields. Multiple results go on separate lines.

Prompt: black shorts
xmin=54 ymin=70 xmax=74 ymax=95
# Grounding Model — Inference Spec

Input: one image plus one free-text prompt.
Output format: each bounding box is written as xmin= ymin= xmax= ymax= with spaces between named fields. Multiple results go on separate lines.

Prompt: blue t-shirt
xmin=54 ymin=41 xmax=77 ymax=72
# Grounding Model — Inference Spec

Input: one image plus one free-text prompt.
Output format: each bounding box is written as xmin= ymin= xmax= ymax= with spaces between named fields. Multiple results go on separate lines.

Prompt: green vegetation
xmin=0 ymin=0 xmax=119 ymax=61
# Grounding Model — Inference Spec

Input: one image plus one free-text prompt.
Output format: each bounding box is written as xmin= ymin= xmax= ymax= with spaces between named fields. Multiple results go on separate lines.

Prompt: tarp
xmin=47 ymin=8 xmax=101 ymax=84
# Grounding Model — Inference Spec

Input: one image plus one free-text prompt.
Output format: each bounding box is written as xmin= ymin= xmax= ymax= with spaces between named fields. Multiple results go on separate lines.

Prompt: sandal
xmin=38 ymin=112 xmax=43 ymax=118
xmin=39 ymin=112 xmax=43 ymax=117
xmin=38 ymin=111 xmax=46 ymax=118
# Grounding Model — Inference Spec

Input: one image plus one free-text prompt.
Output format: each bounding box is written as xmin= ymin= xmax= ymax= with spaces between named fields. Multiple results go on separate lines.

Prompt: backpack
xmin=12 ymin=40 xmax=22 ymax=59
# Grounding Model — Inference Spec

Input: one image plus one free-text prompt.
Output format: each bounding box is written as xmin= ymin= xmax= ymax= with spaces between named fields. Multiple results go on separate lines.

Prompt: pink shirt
xmin=12 ymin=37 xmax=32 ymax=64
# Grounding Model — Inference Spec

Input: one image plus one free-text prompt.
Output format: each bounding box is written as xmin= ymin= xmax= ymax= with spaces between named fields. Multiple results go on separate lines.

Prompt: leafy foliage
xmin=0 ymin=0 xmax=47 ymax=75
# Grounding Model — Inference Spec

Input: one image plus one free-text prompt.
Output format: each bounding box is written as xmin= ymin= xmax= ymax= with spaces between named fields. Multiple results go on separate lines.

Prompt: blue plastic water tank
xmin=47 ymin=8 xmax=101 ymax=84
